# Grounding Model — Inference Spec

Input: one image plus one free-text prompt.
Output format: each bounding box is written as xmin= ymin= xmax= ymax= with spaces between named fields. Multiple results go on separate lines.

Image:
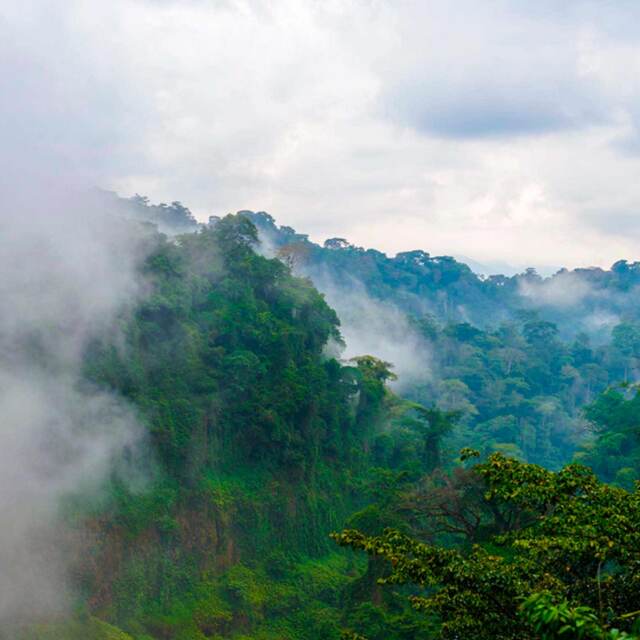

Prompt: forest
xmin=12 ymin=195 xmax=640 ymax=640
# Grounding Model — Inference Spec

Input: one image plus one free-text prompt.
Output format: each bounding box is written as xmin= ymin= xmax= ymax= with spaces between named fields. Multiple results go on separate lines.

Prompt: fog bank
xmin=0 ymin=187 xmax=149 ymax=622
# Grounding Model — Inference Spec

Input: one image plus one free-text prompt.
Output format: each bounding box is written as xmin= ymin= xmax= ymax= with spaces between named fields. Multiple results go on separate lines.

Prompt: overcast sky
xmin=4 ymin=0 xmax=640 ymax=271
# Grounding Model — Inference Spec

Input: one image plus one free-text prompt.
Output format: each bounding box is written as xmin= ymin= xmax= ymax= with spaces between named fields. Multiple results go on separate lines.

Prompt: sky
xmin=3 ymin=0 xmax=640 ymax=271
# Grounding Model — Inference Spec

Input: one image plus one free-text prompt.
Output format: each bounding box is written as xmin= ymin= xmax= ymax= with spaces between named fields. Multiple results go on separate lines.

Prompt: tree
xmin=397 ymin=405 xmax=460 ymax=473
xmin=578 ymin=385 xmax=640 ymax=487
xmin=612 ymin=323 xmax=640 ymax=382
xmin=333 ymin=453 xmax=640 ymax=639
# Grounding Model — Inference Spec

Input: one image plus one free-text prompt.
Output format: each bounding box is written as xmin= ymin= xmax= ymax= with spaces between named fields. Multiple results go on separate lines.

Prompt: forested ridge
xmin=248 ymin=209 xmax=640 ymax=473
xmin=12 ymin=197 xmax=640 ymax=640
xmin=247 ymin=210 xmax=640 ymax=339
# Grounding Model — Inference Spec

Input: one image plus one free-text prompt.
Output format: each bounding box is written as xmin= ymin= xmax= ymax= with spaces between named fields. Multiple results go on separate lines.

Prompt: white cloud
xmin=4 ymin=1 xmax=640 ymax=269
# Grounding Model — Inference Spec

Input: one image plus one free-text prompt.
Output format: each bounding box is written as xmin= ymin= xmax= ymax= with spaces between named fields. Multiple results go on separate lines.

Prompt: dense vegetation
xmin=77 ymin=213 xmax=377 ymax=640
xmin=334 ymin=451 xmax=640 ymax=639
xmin=14 ymin=198 xmax=640 ymax=639
xmin=249 ymin=209 xmax=640 ymax=470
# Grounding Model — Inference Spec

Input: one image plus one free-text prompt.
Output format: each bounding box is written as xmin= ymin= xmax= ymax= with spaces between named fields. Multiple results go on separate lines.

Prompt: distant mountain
xmin=453 ymin=254 xmax=560 ymax=278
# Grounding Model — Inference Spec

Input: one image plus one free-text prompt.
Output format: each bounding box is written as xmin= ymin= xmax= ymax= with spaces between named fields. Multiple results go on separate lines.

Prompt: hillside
xmin=9 ymin=196 xmax=640 ymax=640
xmin=246 ymin=209 xmax=640 ymax=468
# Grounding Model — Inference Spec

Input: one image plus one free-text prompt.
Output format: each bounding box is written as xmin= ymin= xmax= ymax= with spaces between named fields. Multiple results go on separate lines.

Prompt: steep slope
xmin=69 ymin=214 xmax=398 ymax=639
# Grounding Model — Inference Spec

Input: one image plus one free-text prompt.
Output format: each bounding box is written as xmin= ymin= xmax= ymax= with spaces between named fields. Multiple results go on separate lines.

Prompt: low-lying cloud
xmin=0 ymin=187 xmax=150 ymax=622
xmin=518 ymin=270 xmax=593 ymax=308
xmin=304 ymin=269 xmax=432 ymax=391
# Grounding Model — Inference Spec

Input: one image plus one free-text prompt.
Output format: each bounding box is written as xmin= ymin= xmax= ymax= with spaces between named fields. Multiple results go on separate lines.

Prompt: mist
xmin=251 ymin=222 xmax=430 ymax=388
xmin=311 ymin=272 xmax=432 ymax=391
xmin=515 ymin=266 xmax=640 ymax=342
xmin=0 ymin=187 xmax=151 ymax=624
xmin=518 ymin=270 xmax=592 ymax=309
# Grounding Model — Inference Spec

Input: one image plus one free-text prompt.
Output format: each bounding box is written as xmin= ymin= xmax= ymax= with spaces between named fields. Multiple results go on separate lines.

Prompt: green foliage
xmin=521 ymin=592 xmax=637 ymax=640
xmin=54 ymin=204 xmax=640 ymax=640
xmin=395 ymin=405 xmax=460 ymax=473
xmin=75 ymin=214 xmax=400 ymax=639
xmin=578 ymin=385 xmax=640 ymax=487
xmin=249 ymin=211 xmax=640 ymax=471
xmin=86 ymin=214 xmax=357 ymax=483
xmin=333 ymin=453 xmax=640 ymax=639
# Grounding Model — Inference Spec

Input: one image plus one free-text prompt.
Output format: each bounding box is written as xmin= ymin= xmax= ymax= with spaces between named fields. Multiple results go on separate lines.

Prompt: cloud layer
xmin=4 ymin=0 xmax=640 ymax=269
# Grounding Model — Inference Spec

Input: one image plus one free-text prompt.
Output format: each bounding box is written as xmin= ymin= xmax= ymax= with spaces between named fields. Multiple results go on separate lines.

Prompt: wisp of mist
xmin=0 ymin=187 xmax=150 ymax=623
